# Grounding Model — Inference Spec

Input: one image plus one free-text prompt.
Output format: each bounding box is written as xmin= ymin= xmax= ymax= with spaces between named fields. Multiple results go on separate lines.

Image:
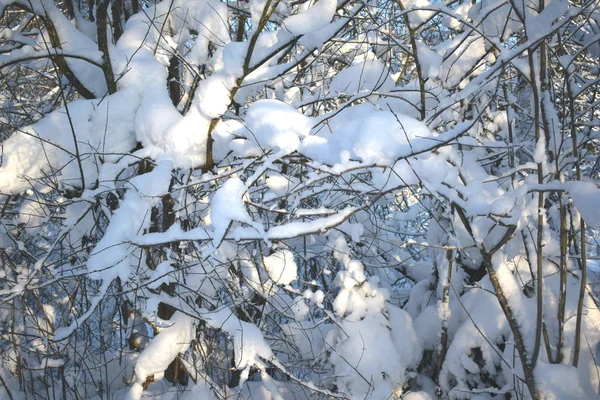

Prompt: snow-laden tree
xmin=1 ymin=0 xmax=600 ymax=399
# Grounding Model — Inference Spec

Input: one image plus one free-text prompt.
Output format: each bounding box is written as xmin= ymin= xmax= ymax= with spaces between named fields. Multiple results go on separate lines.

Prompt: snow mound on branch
xmin=264 ymin=249 xmax=297 ymax=285
xmin=134 ymin=87 xmax=211 ymax=167
xmin=240 ymin=380 xmax=315 ymax=399
xmin=204 ymin=308 xmax=273 ymax=386
xmin=87 ymin=160 xmax=173 ymax=282
xmin=134 ymin=312 xmax=194 ymax=380
xmin=326 ymin=239 xmax=423 ymax=399
xmin=404 ymin=392 xmax=434 ymax=400
xmin=109 ymin=0 xmax=231 ymax=169
xmin=569 ymin=181 xmax=600 ymax=227
xmin=282 ymin=0 xmax=338 ymax=36
xmin=174 ymin=0 xmax=231 ymax=66
xmin=0 ymin=91 xmax=138 ymax=194
xmin=210 ymin=177 xmax=252 ymax=244
xmin=126 ymin=159 xmax=173 ymax=198
xmin=45 ymin=7 xmax=107 ymax=96
xmin=330 ymin=284 xmax=422 ymax=398
xmin=439 ymin=36 xmax=487 ymax=87
xmin=416 ymin=41 xmax=442 ymax=79
xmin=130 ymin=312 xmax=195 ymax=399
xmin=249 ymin=0 xmax=270 ymax=31
xmin=195 ymin=73 xmax=236 ymax=119
xmin=439 ymin=287 xmax=510 ymax=394
xmin=232 ymin=100 xmax=432 ymax=167
xmin=303 ymin=106 xmax=432 ymax=166
xmin=331 ymin=312 xmax=406 ymax=398
xmin=244 ymin=99 xmax=313 ymax=154
xmin=403 ymin=0 xmax=436 ymax=28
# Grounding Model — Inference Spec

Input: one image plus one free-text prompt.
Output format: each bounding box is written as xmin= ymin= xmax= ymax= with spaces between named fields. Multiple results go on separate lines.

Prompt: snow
xmin=439 ymin=35 xmax=488 ymax=87
xmin=244 ymin=99 xmax=313 ymax=154
xmin=569 ymin=181 xmax=600 ymax=227
xmin=302 ymin=107 xmax=433 ymax=166
xmin=329 ymin=59 xmax=394 ymax=95
xmin=265 ymin=206 xmax=357 ymax=240
xmin=250 ymin=0 xmax=270 ymax=31
xmin=131 ymin=205 xmax=358 ymax=245
xmin=416 ymin=40 xmax=442 ymax=79
xmin=330 ymin=281 xmax=422 ymax=398
xmin=264 ymin=249 xmax=298 ymax=285
xmin=439 ymin=285 xmax=511 ymax=395
xmin=331 ymin=313 xmax=403 ymax=398
xmin=134 ymin=87 xmax=212 ymax=167
xmin=131 ymin=312 xmax=194 ymax=397
xmin=266 ymin=174 xmax=297 ymax=196
xmin=45 ymin=6 xmax=107 ymax=96
xmin=204 ymin=308 xmax=273 ymax=385
xmin=535 ymin=362 xmax=600 ymax=400
xmin=404 ymin=392 xmax=434 ymax=400
xmin=403 ymin=0 xmax=436 ymax=28
xmin=195 ymin=73 xmax=236 ymax=119
xmin=239 ymin=380 xmax=314 ymax=400
xmin=299 ymin=7 xmax=358 ymax=49
xmin=3 ymin=0 xmax=600 ymax=399
xmin=246 ymin=31 xmax=282 ymax=68
xmin=87 ymin=160 xmax=172 ymax=281
xmin=174 ymin=0 xmax=230 ymax=66
xmin=210 ymin=177 xmax=253 ymax=244
xmin=282 ymin=0 xmax=338 ymax=36
xmin=388 ymin=305 xmax=424 ymax=369
xmin=0 ymin=92 xmax=138 ymax=193
xmin=127 ymin=160 xmax=173 ymax=198
xmin=304 ymin=289 xmax=325 ymax=307
xmin=147 ymin=261 xmax=176 ymax=290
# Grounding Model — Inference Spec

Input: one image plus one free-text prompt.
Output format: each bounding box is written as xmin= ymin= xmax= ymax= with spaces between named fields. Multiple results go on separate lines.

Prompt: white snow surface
xmin=264 ymin=249 xmax=298 ymax=285
xmin=303 ymin=104 xmax=433 ymax=166
xmin=3 ymin=2 xmax=600 ymax=400
xmin=204 ymin=308 xmax=274 ymax=386
xmin=134 ymin=312 xmax=195 ymax=383
xmin=210 ymin=177 xmax=252 ymax=244
xmin=86 ymin=160 xmax=173 ymax=282
xmin=569 ymin=181 xmax=600 ymax=227
xmin=243 ymin=99 xmax=314 ymax=154
xmin=282 ymin=0 xmax=338 ymax=36
xmin=0 ymin=93 xmax=138 ymax=193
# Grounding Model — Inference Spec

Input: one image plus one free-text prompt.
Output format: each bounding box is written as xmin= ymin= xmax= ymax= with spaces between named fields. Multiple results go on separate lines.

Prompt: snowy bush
xmin=1 ymin=0 xmax=600 ymax=399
